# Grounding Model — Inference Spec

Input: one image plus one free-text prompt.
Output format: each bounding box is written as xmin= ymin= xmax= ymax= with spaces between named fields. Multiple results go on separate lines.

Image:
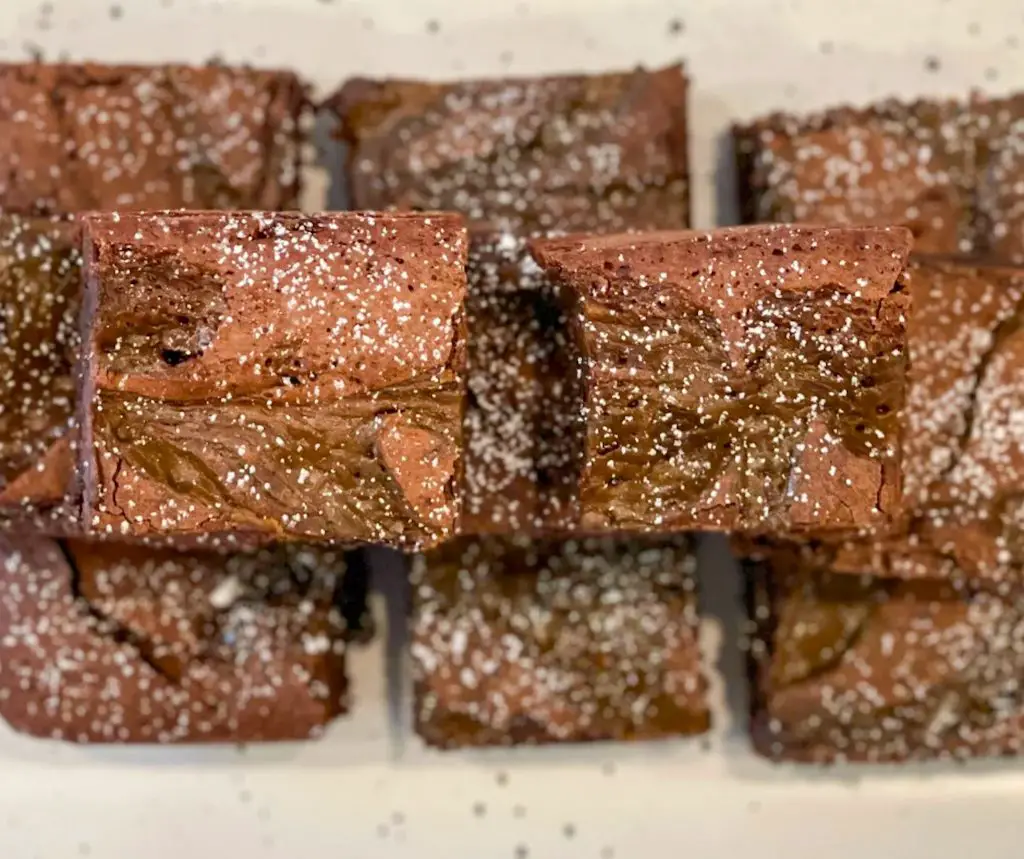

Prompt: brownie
xmin=411 ymin=535 xmax=708 ymax=748
xmin=326 ymin=64 xmax=689 ymax=233
xmin=746 ymin=544 xmax=1024 ymax=763
xmin=0 ymin=214 xmax=82 ymax=531
xmin=79 ymin=211 xmax=467 ymax=549
xmin=734 ymin=98 xmax=977 ymax=254
xmin=0 ymin=535 xmax=350 ymax=743
xmin=531 ymin=224 xmax=912 ymax=535
xmin=741 ymin=254 xmax=1024 ymax=581
xmin=736 ymin=94 xmax=1024 ymax=263
xmin=0 ymin=63 xmax=307 ymax=214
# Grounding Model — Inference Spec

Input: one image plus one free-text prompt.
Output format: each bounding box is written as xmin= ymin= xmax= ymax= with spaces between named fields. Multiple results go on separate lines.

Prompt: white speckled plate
xmin=1 ymin=1 xmax=1023 ymax=856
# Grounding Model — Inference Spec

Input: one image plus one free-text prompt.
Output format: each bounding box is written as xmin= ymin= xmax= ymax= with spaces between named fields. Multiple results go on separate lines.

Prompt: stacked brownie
xmin=78 ymin=210 xmax=467 ymax=551
xmin=530 ymin=224 xmax=911 ymax=535
xmin=329 ymin=65 xmax=691 ymax=537
xmin=0 ymin=63 xmax=308 ymax=532
xmin=736 ymin=94 xmax=1024 ymax=763
xmin=328 ymin=65 xmax=720 ymax=747
xmin=0 ymin=62 xmax=376 ymax=743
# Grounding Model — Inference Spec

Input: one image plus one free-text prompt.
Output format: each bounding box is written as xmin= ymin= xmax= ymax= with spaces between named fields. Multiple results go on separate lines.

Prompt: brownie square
xmin=0 ymin=536 xmax=350 ymax=743
xmin=0 ymin=63 xmax=307 ymax=214
xmin=326 ymin=64 xmax=689 ymax=234
xmin=412 ymin=535 xmax=708 ymax=748
xmin=734 ymin=98 xmax=977 ymax=254
xmin=746 ymin=544 xmax=1024 ymax=763
xmin=531 ymin=224 xmax=912 ymax=535
xmin=0 ymin=214 xmax=82 ymax=531
xmin=79 ymin=211 xmax=467 ymax=549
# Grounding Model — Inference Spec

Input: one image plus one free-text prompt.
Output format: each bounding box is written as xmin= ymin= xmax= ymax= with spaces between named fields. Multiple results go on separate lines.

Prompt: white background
xmin=1 ymin=1 xmax=1024 ymax=857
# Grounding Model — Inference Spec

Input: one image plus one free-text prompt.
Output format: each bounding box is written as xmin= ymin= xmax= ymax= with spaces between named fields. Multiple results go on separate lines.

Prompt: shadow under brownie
xmin=461 ymin=231 xmax=583 ymax=535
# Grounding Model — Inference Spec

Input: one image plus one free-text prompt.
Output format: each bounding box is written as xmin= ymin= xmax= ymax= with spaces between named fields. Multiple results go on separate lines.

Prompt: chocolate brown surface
xmin=734 ymin=98 xmax=976 ymax=254
xmin=326 ymin=64 xmax=689 ymax=234
xmin=0 ymin=214 xmax=82 ymax=532
xmin=531 ymin=224 xmax=911 ymax=535
xmin=744 ymin=255 xmax=1024 ymax=582
xmin=462 ymin=232 xmax=581 ymax=535
xmin=0 ymin=535 xmax=349 ymax=743
xmin=746 ymin=545 xmax=1024 ymax=764
xmin=0 ymin=63 xmax=307 ymax=214
xmin=412 ymin=535 xmax=708 ymax=749
xmin=79 ymin=211 xmax=467 ymax=549
xmin=973 ymin=92 xmax=1024 ymax=264
xmin=327 ymin=67 xmax=691 ymax=536
xmin=735 ymin=94 xmax=1024 ymax=262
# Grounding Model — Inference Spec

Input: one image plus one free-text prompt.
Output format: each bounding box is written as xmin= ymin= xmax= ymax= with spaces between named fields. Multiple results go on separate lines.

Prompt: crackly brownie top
xmin=735 ymin=97 xmax=976 ymax=254
xmin=411 ymin=536 xmax=705 ymax=743
xmin=750 ymin=549 xmax=1024 ymax=761
xmin=532 ymin=224 xmax=912 ymax=531
xmin=81 ymin=211 xmax=467 ymax=546
xmin=533 ymin=224 xmax=911 ymax=310
xmin=0 ymin=536 xmax=348 ymax=742
xmin=0 ymin=215 xmax=80 ymax=504
xmin=84 ymin=211 xmax=467 ymax=401
xmin=328 ymin=65 xmax=689 ymax=233
xmin=814 ymin=255 xmax=1024 ymax=581
xmin=0 ymin=62 xmax=307 ymax=214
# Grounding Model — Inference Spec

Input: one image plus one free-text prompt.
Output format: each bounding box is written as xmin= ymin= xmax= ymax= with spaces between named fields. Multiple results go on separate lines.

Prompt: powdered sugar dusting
xmin=736 ymin=92 xmax=1024 ymax=262
xmin=532 ymin=223 xmax=911 ymax=534
xmin=0 ymin=535 xmax=349 ymax=743
xmin=461 ymin=231 xmax=581 ymax=534
xmin=0 ymin=63 xmax=307 ymax=214
xmin=797 ymin=258 xmax=1024 ymax=583
xmin=82 ymin=210 xmax=467 ymax=550
xmin=331 ymin=65 xmax=689 ymax=235
xmin=750 ymin=550 xmax=1024 ymax=763
xmin=411 ymin=535 xmax=708 ymax=748
xmin=0 ymin=214 xmax=81 ymax=529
